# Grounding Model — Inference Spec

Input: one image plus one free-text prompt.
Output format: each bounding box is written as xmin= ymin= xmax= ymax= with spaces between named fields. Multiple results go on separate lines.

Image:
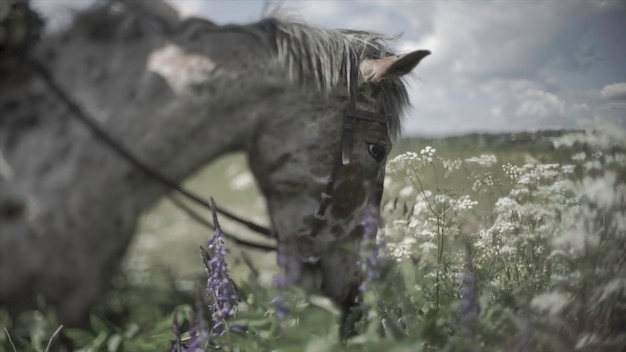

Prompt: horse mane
xmin=247 ymin=18 xmax=410 ymax=139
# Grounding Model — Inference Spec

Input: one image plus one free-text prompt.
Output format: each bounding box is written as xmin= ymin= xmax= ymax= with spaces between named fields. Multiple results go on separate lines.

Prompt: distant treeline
xmin=398 ymin=129 xmax=584 ymax=153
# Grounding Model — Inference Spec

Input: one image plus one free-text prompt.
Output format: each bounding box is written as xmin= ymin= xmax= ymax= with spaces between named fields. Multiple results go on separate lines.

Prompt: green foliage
xmin=2 ymin=127 xmax=624 ymax=351
xmin=1 ymin=272 xmax=193 ymax=352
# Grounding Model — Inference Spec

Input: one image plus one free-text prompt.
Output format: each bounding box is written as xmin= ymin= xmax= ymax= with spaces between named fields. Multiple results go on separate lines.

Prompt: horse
xmin=0 ymin=0 xmax=429 ymax=338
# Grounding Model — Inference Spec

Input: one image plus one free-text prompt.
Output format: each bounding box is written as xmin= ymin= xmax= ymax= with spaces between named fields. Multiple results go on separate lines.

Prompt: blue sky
xmin=34 ymin=0 xmax=626 ymax=136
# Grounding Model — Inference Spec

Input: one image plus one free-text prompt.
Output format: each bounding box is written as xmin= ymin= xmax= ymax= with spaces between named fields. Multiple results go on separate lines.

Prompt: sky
xmin=34 ymin=0 xmax=626 ymax=137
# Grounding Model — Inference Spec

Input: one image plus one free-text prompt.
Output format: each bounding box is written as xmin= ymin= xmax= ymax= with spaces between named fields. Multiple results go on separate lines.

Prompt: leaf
xmin=124 ymin=323 xmax=140 ymax=339
xmin=82 ymin=331 xmax=108 ymax=352
xmin=304 ymin=336 xmax=334 ymax=352
xmin=90 ymin=315 xmax=110 ymax=334
xmin=64 ymin=328 xmax=96 ymax=348
xmin=230 ymin=316 xmax=272 ymax=329
xmin=107 ymin=333 xmax=123 ymax=352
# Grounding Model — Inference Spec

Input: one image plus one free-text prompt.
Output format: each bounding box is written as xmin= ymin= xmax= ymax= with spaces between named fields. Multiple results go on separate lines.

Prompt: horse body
xmin=0 ymin=2 xmax=428 ymax=333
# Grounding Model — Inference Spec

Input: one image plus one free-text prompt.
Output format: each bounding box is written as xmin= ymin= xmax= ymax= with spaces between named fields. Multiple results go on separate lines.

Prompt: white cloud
xmin=372 ymin=0 xmax=625 ymax=135
xmin=601 ymin=82 xmax=626 ymax=101
xmin=516 ymin=90 xmax=565 ymax=119
xmin=173 ymin=0 xmax=205 ymax=19
xmin=288 ymin=1 xmax=346 ymax=23
xmin=32 ymin=0 xmax=94 ymax=31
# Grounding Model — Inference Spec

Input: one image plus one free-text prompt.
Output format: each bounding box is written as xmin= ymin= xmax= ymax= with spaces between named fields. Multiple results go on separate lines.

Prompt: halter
xmin=307 ymin=61 xmax=388 ymax=239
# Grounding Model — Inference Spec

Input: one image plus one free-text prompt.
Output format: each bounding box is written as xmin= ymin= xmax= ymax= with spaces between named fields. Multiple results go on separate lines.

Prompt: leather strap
xmin=308 ymin=59 xmax=387 ymax=239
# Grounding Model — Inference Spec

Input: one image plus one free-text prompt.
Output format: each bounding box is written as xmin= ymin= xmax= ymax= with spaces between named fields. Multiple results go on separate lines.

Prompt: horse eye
xmin=367 ymin=143 xmax=387 ymax=161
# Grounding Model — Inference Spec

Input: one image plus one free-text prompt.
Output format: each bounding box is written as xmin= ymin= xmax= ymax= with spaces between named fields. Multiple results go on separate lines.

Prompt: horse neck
xmin=27 ymin=34 xmax=288 ymax=219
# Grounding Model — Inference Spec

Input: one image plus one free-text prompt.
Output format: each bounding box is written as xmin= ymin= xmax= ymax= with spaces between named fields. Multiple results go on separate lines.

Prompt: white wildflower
xmin=510 ymin=187 xmax=529 ymax=198
xmin=483 ymin=174 xmax=495 ymax=186
xmin=387 ymin=152 xmax=421 ymax=174
xmin=442 ymin=158 xmax=462 ymax=172
xmin=610 ymin=153 xmax=626 ymax=167
xmin=531 ymin=292 xmax=570 ymax=316
xmin=552 ymin=226 xmax=599 ymax=253
xmin=412 ymin=195 xmax=431 ymax=216
xmin=518 ymin=169 xmax=539 ymax=186
xmin=524 ymin=155 xmax=540 ymax=165
xmin=408 ymin=218 xmax=420 ymax=229
xmin=420 ymin=229 xmax=437 ymax=239
xmin=464 ymin=154 xmax=497 ymax=167
xmin=387 ymin=242 xmax=412 ymax=261
xmin=493 ymin=221 xmax=516 ymax=234
xmin=382 ymin=200 xmax=395 ymax=214
xmin=613 ymin=210 xmax=626 ymax=234
xmin=583 ymin=159 xmax=602 ymax=171
xmin=224 ymin=162 xmax=244 ymax=177
xmin=575 ymin=334 xmax=600 ymax=350
xmin=472 ymin=174 xmax=496 ymax=190
xmin=434 ymin=194 xmax=449 ymax=206
xmin=392 ymin=219 xmax=408 ymax=227
xmin=502 ymin=163 xmax=520 ymax=179
xmin=424 ymin=272 xmax=438 ymax=280
xmin=420 ymin=146 xmax=436 ymax=158
xmin=420 ymin=146 xmax=436 ymax=163
xmin=581 ymin=173 xmax=619 ymax=210
xmin=571 ymin=152 xmax=586 ymax=162
xmin=229 ymin=171 xmax=254 ymax=190
xmin=499 ymin=244 xmax=515 ymax=255
xmin=401 ymin=236 xmax=417 ymax=246
xmin=419 ymin=241 xmax=437 ymax=256
xmin=495 ymin=197 xmax=520 ymax=213
xmin=385 ymin=234 xmax=419 ymax=260
xmin=454 ymin=195 xmax=478 ymax=210
xmin=537 ymin=163 xmax=561 ymax=179
xmin=596 ymin=278 xmax=626 ymax=302
xmin=399 ymin=185 xmax=414 ymax=198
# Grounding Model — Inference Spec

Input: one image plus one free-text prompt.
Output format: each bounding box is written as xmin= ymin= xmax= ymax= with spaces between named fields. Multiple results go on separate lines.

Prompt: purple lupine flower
xmin=171 ymin=313 xmax=182 ymax=352
xmin=511 ymin=315 xmax=534 ymax=352
xmin=362 ymin=202 xmax=380 ymax=242
xmin=457 ymin=243 xmax=480 ymax=338
xmin=271 ymin=295 xmax=290 ymax=321
xmin=171 ymin=294 xmax=210 ymax=352
xmin=514 ymin=325 xmax=534 ymax=352
xmin=271 ymin=253 xmax=292 ymax=322
xmin=272 ymin=273 xmax=288 ymax=289
xmin=184 ymin=298 xmax=211 ymax=352
xmin=359 ymin=202 xmax=384 ymax=292
xmin=229 ymin=324 xmax=248 ymax=335
xmin=201 ymin=198 xmax=240 ymax=334
xmin=458 ymin=270 xmax=480 ymax=337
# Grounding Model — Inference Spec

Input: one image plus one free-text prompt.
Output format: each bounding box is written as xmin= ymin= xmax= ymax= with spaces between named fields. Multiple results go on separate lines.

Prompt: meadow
xmin=1 ymin=125 xmax=624 ymax=352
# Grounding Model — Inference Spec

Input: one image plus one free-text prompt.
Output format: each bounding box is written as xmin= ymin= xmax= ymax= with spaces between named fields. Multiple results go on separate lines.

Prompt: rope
xmin=23 ymin=54 xmax=276 ymax=251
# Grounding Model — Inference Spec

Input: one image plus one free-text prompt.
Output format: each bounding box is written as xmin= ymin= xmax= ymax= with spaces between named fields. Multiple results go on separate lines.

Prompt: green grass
xmin=2 ymin=129 xmax=624 ymax=351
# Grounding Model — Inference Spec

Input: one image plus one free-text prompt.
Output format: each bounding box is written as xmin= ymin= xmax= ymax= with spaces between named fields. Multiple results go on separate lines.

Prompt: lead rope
xmin=22 ymin=55 xmax=276 ymax=246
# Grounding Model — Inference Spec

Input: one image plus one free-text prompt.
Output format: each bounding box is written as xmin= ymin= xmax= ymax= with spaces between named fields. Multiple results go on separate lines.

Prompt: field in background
xmin=128 ymin=153 xmax=276 ymax=285
xmin=127 ymin=130 xmax=576 ymax=285
xmin=5 ymin=128 xmax=623 ymax=351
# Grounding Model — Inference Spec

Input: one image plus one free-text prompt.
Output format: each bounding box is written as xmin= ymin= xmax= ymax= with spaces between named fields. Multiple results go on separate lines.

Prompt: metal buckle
xmin=313 ymin=192 xmax=332 ymax=220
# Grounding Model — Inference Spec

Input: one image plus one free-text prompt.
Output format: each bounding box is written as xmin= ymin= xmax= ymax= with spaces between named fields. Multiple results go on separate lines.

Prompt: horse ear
xmin=359 ymin=49 xmax=430 ymax=83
